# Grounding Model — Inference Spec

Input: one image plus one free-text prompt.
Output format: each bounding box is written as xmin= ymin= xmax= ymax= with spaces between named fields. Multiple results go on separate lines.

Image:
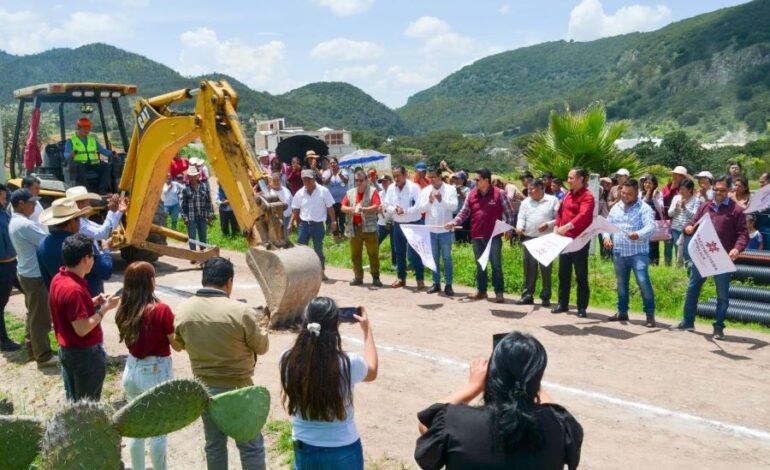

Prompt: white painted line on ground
xmin=341 ymin=335 xmax=770 ymax=443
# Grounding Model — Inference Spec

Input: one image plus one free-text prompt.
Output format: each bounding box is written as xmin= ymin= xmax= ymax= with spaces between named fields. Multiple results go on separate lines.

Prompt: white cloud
xmin=567 ymin=0 xmax=671 ymax=41
xmin=499 ymin=4 xmax=511 ymax=15
xmin=0 ymin=9 xmax=128 ymax=55
xmin=310 ymin=38 xmax=384 ymax=62
xmin=178 ymin=27 xmax=287 ymax=91
xmin=404 ymin=16 xmax=474 ymax=59
xmin=312 ymin=0 xmax=374 ymax=17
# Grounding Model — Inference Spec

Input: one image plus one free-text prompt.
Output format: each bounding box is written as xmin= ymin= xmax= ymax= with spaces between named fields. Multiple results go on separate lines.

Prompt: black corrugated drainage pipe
xmin=733 ymin=265 xmax=770 ymax=285
xmin=696 ymin=303 xmax=770 ymax=326
xmin=703 ymin=298 xmax=770 ymax=313
xmin=736 ymin=250 xmax=770 ymax=267
xmin=728 ymin=286 xmax=770 ymax=303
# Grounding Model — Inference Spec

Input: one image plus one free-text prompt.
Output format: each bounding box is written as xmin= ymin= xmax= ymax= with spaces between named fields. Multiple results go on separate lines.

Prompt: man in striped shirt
xmin=602 ymin=179 xmax=657 ymax=327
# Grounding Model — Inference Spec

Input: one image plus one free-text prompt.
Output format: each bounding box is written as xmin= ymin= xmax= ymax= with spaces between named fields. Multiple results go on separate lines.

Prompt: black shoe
xmin=551 ymin=305 xmax=569 ymax=314
xmin=427 ymin=284 xmax=441 ymax=294
xmin=713 ymin=326 xmax=725 ymax=340
xmin=607 ymin=313 xmax=629 ymax=322
xmin=670 ymin=322 xmax=694 ymax=332
xmin=576 ymin=309 xmax=588 ymax=318
xmin=444 ymin=285 xmax=454 ymax=296
xmin=541 ymin=300 xmax=551 ymax=307
xmin=645 ymin=317 xmax=656 ymax=328
xmin=349 ymin=278 xmax=363 ymax=286
xmin=372 ymin=277 xmax=383 ymax=287
xmin=0 ymin=339 xmax=21 ymax=352
xmin=514 ymin=297 xmax=534 ymax=306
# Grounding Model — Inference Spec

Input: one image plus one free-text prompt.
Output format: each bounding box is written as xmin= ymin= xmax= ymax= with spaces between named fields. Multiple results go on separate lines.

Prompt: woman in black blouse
xmin=415 ymin=331 xmax=583 ymax=469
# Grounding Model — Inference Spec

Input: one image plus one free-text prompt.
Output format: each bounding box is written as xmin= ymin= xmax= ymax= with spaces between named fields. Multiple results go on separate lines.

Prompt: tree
xmin=656 ymin=130 xmax=707 ymax=171
xmin=745 ymin=111 xmax=768 ymax=133
xmin=523 ymin=103 xmax=644 ymax=179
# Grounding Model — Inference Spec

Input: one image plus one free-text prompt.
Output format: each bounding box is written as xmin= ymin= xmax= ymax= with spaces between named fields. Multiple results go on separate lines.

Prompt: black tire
xmin=120 ymin=202 xmax=167 ymax=264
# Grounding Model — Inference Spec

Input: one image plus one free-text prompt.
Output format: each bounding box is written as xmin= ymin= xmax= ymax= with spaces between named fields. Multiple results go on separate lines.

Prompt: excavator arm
xmin=116 ymin=80 xmax=322 ymax=326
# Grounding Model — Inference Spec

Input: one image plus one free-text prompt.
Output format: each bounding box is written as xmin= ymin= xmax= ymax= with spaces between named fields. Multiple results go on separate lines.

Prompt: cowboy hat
xmin=187 ymin=167 xmax=200 ymax=177
xmin=305 ymin=150 xmax=319 ymax=159
xmin=65 ymin=186 xmax=101 ymax=202
xmin=40 ymin=198 xmax=90 ymax=226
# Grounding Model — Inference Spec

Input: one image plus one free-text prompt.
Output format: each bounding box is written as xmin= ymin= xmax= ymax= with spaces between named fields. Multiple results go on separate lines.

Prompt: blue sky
xmin=0 ymin=0 xmax=750 ymax=108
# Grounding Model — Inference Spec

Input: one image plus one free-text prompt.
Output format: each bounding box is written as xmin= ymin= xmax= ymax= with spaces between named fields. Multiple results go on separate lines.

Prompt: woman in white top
xmin=280 ymin=297 xmax=378 ymax=470
xmin=667 ymin=179 xmax=701 ymax=267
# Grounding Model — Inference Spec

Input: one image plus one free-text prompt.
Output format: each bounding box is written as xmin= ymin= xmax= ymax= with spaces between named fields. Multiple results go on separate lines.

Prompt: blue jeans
xmin=378 ymin=224 xmax=395 ymax=265
xmin=201 ymin=386 xmax=266 ymax=470
xmin=284 ymin=215 xmax=291 ymax=240
xmin=165 ymin=204 xmax=180 ymax=230
xmin=293 ymin=439 xmax=363 ymax=470
xmin=471 ymin=237 xmax=504 ymax=294
xmin=392 ymin=221 xmax=424 ymax=282
xmin=683 ymin=267 xmax=731 ymax=329
xmin=123 ymin=355 xmax=173 ymax=470
xmin=613 ymin=254 xmax=655 ymax=316
xmin=430 ymin=231 xmax=453 ymax=285
xmin=187 ymin=219 xmax=208 ymax=250
xmin=297 ymin=221 xmax=326 ymax=270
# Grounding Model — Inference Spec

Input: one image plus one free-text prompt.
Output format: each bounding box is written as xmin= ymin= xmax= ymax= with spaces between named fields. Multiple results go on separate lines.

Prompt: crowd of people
xmin=2 ymin=134 xmax=766 ymax=468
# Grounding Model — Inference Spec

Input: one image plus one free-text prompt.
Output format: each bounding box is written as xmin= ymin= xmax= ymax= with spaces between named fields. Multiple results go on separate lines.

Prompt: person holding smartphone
xmin=115 ymin=261 xmax=182 ymax=470
xmin=280 ymin=297 xmax=378 ymax=469
xmin=415 ymin=331 xmax=583 ymax=469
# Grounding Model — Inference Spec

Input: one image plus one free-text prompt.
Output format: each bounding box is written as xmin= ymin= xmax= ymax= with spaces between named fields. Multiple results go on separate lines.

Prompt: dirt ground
xmin=2 ymin=249 xmax=770 ymax=469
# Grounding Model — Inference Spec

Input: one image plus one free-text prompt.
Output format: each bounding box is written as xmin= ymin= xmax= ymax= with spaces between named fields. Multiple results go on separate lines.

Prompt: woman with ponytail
xmin=415 ymin=331 xmax=583 ymax=469
xmin=280 ymin=297 xmax=378 ymax=469
xmin=115 ymin=261 xmax=182 ymax=470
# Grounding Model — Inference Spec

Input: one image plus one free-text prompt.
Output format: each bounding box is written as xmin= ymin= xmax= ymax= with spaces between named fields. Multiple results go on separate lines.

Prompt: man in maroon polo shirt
xmin=446 ymin=168 xmax=515 ymax=303
xmin=49 ymin=233 xmax=118 ymax=401
xmin=552 ymin=167 xmax=596 ymax=318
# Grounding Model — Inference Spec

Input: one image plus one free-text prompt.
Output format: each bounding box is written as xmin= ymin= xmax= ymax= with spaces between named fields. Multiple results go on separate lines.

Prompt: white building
xmin=254 ymin=118 xmax=358 ymax=157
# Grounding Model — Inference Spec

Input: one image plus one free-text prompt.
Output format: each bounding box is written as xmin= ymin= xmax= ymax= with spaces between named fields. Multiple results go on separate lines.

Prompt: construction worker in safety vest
xmin=64 ymin=117 xmax=115 ymax=194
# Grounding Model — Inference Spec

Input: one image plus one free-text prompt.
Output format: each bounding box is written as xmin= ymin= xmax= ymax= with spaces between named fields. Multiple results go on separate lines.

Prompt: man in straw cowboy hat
xmin=64 ymin=117 xmax=115 ymax=194
xmin=38 ymin=198 xmax=113 ymax=296
xmin=65 ymin=186 xmax=127 ymax=241
xmin=181 ymin=166 xmax=214 ymax=253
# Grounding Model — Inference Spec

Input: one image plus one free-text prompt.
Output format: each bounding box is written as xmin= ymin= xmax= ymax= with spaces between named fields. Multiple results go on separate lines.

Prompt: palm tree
xmin=524 ymin=103 xmax=644 ymax=179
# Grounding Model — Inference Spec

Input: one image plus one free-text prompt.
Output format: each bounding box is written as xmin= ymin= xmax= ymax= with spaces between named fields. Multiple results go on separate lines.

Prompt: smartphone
xmin=113 ymin=288 xmax=124 ymax=298
xmin=338 ymin=307 xmax=361 ymax=323
xmin=493 ymin=333 xmax=508 ymax=350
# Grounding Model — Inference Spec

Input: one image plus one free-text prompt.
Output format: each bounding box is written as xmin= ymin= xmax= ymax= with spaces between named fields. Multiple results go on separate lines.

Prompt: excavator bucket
xmin=246 ymin=245 xmax=323 ymax=327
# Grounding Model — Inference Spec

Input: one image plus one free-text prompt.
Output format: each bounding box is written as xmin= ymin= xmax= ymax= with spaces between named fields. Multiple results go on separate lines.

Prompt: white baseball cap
xmin=695 ymin=171 xmax=713 ymax=180
xmin=615 ymin=168 xmax=630 ymax=177
xmin=671 ymin=166 xmax=688 ymax=176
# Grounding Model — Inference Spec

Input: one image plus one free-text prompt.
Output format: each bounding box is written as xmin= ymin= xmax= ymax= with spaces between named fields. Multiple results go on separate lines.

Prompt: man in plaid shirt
xmin=602 ymin=179 xmax=657 ymax=327
xmin=181 ymin=167 xmax=214 ymax=252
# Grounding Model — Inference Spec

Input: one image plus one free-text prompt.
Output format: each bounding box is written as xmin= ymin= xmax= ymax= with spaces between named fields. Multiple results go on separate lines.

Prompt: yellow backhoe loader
xmin=5 ymin=80 xmax=322 ymax=326
xmin=116 ymin=80 xmax=322 ymax=326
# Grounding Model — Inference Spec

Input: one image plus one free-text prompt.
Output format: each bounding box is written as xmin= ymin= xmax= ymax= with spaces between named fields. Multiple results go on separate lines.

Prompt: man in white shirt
xmin=65 ymin=186 xmax=126 ymax=241
xmin=419 ymin=167 xmax=458 ymax=296
xmin=267 ymin=172 xmax=293 ymax=239
xmin=291 ymin=169 xmax=336 ymax=279
xmin=19 ymin=176 xmax=47 ymax=231
xmin=515 ymin=179 xmax=559 ymax=307
xmin=384 ymin=166 xmax=424 ymax=289
xmin=376 ymin=175 xmax=396 ymax=267
xmin=162 ymin=173 xmax=184 ymax=229
xmin=8 ymin=189 xmax=57 ymax=367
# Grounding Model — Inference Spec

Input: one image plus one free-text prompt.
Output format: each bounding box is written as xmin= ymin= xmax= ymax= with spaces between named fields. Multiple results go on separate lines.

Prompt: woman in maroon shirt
xmin=115 ymin=261 xmax=182 ymax=470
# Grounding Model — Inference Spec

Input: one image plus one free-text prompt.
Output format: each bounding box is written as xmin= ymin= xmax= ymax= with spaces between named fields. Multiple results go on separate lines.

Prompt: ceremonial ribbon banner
xmin=745 ymin=184 xmax=770 ymax=214
xmin=478 ymin=220 xmax=515 ymax=270
xmin=400 ymin=224 xmax=438 ymax=272
xmin=687 ymin=215 xmax=736 ymax=278
xmin=562 ymin=216 xmax=620 ymax=254
xmin=522 ymin=233 xmax=573 ymax=267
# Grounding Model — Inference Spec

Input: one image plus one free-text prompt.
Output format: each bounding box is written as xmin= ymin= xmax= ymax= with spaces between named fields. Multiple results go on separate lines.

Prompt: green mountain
xmin=0 ymin=43 xmax=408 ymax=135
xmin=397 ymin=0 xmax=770 ymax=137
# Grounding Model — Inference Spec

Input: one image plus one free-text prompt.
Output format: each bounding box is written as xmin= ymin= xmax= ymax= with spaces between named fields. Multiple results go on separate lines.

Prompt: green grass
xmin=264 ymin=419 xmax=294 ymax=467
xmin=4 ymin=313 xmax=58 ymax=356
xmin=193 ymin=220 xmax=770 ymax=334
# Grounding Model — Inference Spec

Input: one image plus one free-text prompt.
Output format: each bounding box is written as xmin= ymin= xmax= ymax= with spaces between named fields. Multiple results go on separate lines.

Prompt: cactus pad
xmin=208 ymin=386 xmax=271 ymax=442
xmin=0 ymin=415 xmax=44 ymax=470
xmin=112 ymin=378 xmax=210 ymax=438
xmin=0 ymin=395 xmax=13 ymax=415
xmin=40 ymin=401 xmax=121 ymax=470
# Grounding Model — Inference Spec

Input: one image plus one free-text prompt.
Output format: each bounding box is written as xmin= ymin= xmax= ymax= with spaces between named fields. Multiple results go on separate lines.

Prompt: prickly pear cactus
xmin=0 ymin=415 xmax=44 ymax=470
xmin=208 ymin=386 xmax=271 ymax=442
xmin=112 ymin=378 xmax=210 ymax=438
xmin=40 ymin=401 xmax=121 ymax=470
